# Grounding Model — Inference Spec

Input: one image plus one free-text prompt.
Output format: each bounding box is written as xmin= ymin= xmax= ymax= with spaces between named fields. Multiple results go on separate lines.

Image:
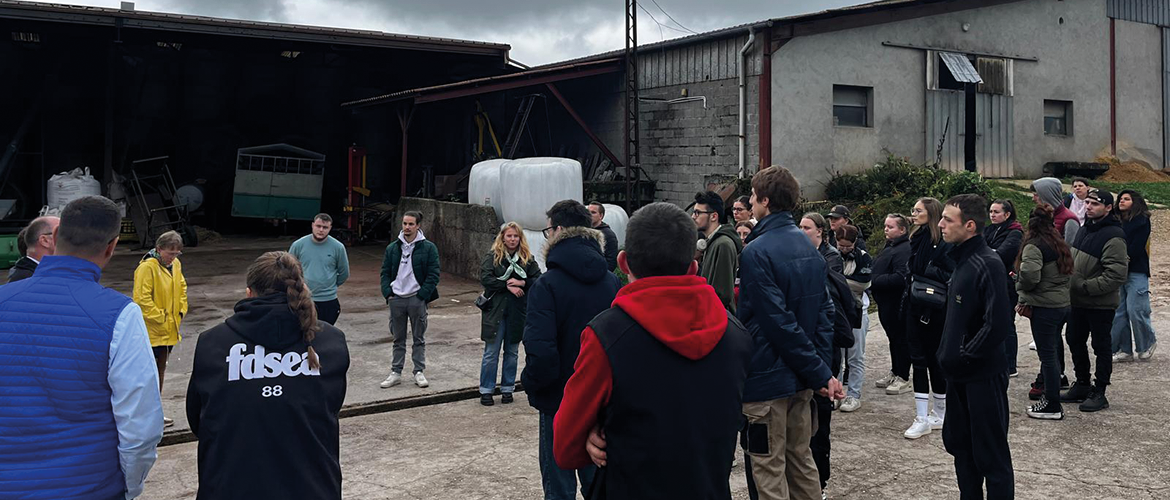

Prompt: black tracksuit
xmin=937 ymin=235 xmax=1014 ymax=500
xmin=871 ymin=234 xmax=912 ymax=379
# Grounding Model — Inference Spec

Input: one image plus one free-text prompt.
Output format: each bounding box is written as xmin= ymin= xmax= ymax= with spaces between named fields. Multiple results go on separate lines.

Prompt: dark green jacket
xmin=1015 ymin=242 xmax=1070 ymax=309
xmin=1070 ymin=216 xmax=1128 ymax=310
xmin=698 ymin=224 xmax=742 ymax=313
xmin=380 ymin=235 xmax=441 ymax=303
xmin=479 ymin=251 xmax=543 ymax=343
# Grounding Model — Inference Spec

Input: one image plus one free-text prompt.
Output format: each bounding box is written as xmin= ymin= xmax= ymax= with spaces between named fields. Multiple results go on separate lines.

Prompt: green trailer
xmin=231 ymin=144 xmax=325 ymax=221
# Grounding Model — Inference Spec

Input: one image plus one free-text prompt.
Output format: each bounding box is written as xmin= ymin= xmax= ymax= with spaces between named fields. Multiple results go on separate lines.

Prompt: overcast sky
xmin=57 ymin=0 xmax=861 ymax=64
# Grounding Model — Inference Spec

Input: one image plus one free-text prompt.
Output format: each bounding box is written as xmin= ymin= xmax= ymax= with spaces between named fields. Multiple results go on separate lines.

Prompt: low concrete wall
xmin=395 ymin=197 xmax=498 ymax=281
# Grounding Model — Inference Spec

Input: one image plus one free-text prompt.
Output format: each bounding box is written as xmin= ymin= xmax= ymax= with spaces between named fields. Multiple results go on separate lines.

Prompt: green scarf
xmin=497 ymin=252 xmax=527 ymax=281
xmin=148 ymin=248 xmax=173 ymax=271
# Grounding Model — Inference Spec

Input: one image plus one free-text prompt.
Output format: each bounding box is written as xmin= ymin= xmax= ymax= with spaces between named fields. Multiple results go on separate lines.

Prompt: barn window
xmin=1044 ymin=100 xmax=1073 ymax=136
xmin=833 ymin=85 xmax=873 ymax=128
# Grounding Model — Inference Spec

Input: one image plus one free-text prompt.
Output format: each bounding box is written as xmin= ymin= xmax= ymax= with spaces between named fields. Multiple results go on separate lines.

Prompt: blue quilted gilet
xmin=0 ymin=256 xmax=132 ymax=500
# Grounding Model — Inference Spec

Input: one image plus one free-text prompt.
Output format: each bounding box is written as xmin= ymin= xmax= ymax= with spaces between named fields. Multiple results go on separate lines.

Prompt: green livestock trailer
xmin=231 ymin=144 xmax=325 ymax=221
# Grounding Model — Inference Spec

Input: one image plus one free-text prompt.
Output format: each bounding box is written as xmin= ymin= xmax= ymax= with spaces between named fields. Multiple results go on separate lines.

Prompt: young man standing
xmin=937 ymin=194 xmax=1014 ymax=499
xmin=737 ymin=166 xmax=843 ymax=500
xmin=523 ymin=200 xmax=621 ymax=500
xmin=554 ymin=202 xmax=752 ymax=499
xmin=379 ymin=211 xmax=441 ymax=389
xmin=1062 ymin=188 xmax=1128 ymax=412
xmin=588 ymin=201 xmax=619 ymax=271
xmin=289 ymin=213 xmax=350 ymax=325
xmin=693 ymin=191 xmax=743 ymax=313
xmin=7 ymin=215 xmax=59 ymax=283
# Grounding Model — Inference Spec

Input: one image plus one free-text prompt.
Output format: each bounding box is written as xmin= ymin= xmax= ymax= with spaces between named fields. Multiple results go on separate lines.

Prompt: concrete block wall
xmin=395 ymin=197 xmax=499 ymax=281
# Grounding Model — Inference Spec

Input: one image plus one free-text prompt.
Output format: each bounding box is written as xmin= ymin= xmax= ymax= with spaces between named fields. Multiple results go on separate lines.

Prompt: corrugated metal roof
xmin=0 ymin=0 xmax=510 ymax=56
xmin=939 ymin=51 xmax=983 ymax=84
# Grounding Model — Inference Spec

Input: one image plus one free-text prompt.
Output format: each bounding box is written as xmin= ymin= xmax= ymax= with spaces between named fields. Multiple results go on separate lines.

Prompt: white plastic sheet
xmin=47 ymin=167 xmax=101 ymax=209
xmin=500 ymin=158 xmax=583 ymax=230
xmin=468 ymin=159 xmax=508 ymax=225
xmin=523 ymin=229 xmax=548 ymax=272
xmin=601 ymin=204 xmax=629 ymax=249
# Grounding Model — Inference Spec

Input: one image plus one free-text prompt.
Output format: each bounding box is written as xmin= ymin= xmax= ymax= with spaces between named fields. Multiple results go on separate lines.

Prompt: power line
xmin=636 ymin=3 xmax=691 ymax=38
xmin=649 ymin=0 xmax=698 ymax=35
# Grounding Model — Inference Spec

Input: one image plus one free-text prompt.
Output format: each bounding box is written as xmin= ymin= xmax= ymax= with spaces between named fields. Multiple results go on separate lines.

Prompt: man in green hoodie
xmin=693 ymin=191 xmax=743 ymax=313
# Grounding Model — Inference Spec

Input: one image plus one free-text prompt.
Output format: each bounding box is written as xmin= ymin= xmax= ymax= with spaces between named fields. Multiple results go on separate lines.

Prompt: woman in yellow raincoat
xmin=133 ymin=230 xmax=188 ymax=427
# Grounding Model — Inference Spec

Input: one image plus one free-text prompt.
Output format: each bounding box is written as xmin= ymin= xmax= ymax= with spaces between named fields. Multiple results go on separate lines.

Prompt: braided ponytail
xmin=246 ymin=251 xmax=322 ymax=370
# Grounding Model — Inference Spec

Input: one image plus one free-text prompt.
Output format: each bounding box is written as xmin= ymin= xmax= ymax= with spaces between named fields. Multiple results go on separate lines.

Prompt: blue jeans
xmin=479 ymin=312 xmax=519 ymax=394
xmin=844 ymin=304 xmax=870 ymax=399
xmin=538 ymin=412 xmax=596 ymax=500
xmin=1111 ymin=272 xmax=1157 ymax=354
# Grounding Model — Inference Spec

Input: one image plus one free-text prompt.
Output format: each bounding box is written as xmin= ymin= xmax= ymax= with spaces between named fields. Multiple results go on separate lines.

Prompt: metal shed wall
xmin=976 ymin=93 xmax=1015 ymax=178
xmin=637 ymin=35 xmax=761 ymax=89
xmin=926 ymin=90 xmax=965 ymax=172
xmin=1107 ymin=0 xmax=1170 ymax=27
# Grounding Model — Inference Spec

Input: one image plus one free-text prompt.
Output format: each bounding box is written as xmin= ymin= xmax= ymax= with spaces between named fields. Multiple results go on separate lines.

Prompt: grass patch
xmin=1087 ymin=181 xmax=1170 ymax=207
xmin=989 ymin=181 xmax=1037 ymax=223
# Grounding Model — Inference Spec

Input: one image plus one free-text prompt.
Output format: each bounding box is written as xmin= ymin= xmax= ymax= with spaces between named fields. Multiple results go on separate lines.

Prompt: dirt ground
xmin=121 ymin=214 xmax=1170 ymax=499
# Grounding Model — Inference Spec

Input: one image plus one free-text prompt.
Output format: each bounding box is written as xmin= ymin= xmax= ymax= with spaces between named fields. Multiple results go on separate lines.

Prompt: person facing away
xmin=1031 ymin=177 xmax=1080 ymax=244
xmin=1016 ymin=204 xmax=1073 ymax=421
xmin=936 ymin=194 xmax=1015 ymax=500
xmin=478 ymin=222 xmax=542 ymax=406
xmin=7 ymin=215 xmax=59 ymax=283
xmin=736 ymin=166 xmax=844 ymax=500
xmin=1061 ymin=188 xmax=1128 ymax=413
xmin=588 ymin=201 xmax=619 ymax=272
xmin=0 ymin=195 xmax=163 ymax=500
xmin=871 ymin=214 xmax=913 ymax=394
xmin=554 ymin=202 xmax=753 ymax=500
xmin=186 ymin=251 xmax=350 ymax=500
xmin=132 ymin=230 xmax=188 ymax=428
xmin=289 ymin=213 xmax=350 ymax=325
xmin=522 ymin=199 xmax=621 ymax=500
xmin=1111 ymin=189 xmax=1157 ymax=362
xmin=693 ymin=191 xmax=743 ymax=313
xmin=379 ymin=211 xmax=441 ymax=389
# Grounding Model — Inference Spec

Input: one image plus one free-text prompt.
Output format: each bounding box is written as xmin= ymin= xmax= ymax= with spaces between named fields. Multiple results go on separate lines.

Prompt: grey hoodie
xmin=1032 ymin=177 xmax=1080 ymax=244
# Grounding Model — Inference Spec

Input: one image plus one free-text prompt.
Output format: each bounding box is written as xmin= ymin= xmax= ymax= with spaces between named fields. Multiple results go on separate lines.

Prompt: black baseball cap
xmin=827 ymin=205 xmax=851 ymax=219
xmin=1086 ymin=188 xmax=1114 ymax=206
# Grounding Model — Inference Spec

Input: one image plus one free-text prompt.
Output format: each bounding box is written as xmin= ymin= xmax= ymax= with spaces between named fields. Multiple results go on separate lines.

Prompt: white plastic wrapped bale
xmin=468 ymin=159 xmax=508 ymax=225
xmin=47 ymin=167 xmax=101 ymax=209
xmin=500 ymin=158 xmax=583 ymax=230
xmin=600 ymin=204 xmax=629 ymax=249
xmin=523 ymin=229 xmax=548 ymax=272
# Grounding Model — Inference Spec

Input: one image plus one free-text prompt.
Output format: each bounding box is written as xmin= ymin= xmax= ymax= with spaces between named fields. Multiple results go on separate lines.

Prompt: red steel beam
xmin=416 ymin=64 xmax=621 ymax=104
xmin=544 ymin=83 xmax=623 ymax=168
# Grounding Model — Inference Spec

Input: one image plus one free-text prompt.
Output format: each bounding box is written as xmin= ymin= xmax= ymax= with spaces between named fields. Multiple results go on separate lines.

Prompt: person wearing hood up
xmin=186 ymin=251 xmax=349 ymax=500
xmin=133 ymin=230 xmax=188 ymax=428
xmin=1031 ymin=177 xmax=1080 ymax=244
xmin=694 ymin=191 xmax=743 ymax=313
xmin=984 ymin=199 xmax=1024 ymax=377
xmin=554 ymin=202 xmax=752 ymax=500
xmin=379 ymin=211 xmax=441 ymax=389
xmin=589 ymin=202 xmax=620 ymax=272
xmin=523 ymin=199 xmax=621 ymax=500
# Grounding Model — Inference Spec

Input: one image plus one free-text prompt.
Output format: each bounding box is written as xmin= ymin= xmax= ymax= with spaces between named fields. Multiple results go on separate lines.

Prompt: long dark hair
xmin=1117 ymin=189 xmax=1151 ymax=222
xmin=246 ymin=251 xmax=322 ymax=370
xmin=1017 ymin=204 xmax=1073 ymax=275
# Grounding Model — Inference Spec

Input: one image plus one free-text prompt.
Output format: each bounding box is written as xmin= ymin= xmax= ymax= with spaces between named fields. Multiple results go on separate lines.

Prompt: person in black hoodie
xmin=937 ymin=194 xmax=1014 ymax=499
xmin=984 ymin=199 xmax=1024 ymax=376
xmin=523 ymin=199 xmax=622 ymax=500
xmin=903 ymin=197 xmax=953 ymax=440
xmin=871 ymin=214 xmax=913 ymax=394
xmin=186 ymin=251 xmax=350 ymax=500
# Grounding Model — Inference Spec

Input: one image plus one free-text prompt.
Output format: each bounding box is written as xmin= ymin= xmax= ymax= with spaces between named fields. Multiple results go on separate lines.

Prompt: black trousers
xmin=315 ymin=299 xmax=341 ymax=325
xmin=942 ymin=373 xmax=1014 ymax=500
xmin=878 ymin=307 xmax=912 ymax=379
xmin=907 ymin=307 xmax=947 ymax=395
xmin=1030 ymin=306 xmax=1069 ymax=403
xmin=1066 ymin=307 xmax=1113 ymax=387
xmin=810 ymin=394 xmax=833 ymax=490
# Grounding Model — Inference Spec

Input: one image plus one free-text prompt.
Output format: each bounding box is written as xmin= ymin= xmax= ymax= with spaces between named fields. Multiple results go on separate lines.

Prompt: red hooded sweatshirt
xmin=553 ymin=275 xmax=731 ymax=470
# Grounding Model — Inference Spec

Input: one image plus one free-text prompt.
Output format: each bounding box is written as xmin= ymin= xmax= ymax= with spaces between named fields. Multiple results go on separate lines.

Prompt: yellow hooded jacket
xmin=133 ymin=254 xmax=188 ymax=347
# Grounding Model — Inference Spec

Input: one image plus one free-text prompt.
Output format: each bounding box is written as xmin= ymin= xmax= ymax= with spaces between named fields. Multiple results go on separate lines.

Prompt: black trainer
xmin=1026 ymin=396 xmax=1064 ymax=420
xmin=1079 ymin=388 xmax=1109 ymax=412
xmin=480 ymin=394 xmax=494 ymax=406
xmin=1060 ymin=374 xmax=1070 ymax=389
xmin=501 ymin=393 xmax=514 ymax=404
xmin=1060 ymin=382 xmax=1092 ymax=403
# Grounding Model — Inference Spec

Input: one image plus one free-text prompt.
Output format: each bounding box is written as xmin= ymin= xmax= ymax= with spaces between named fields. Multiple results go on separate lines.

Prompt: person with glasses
xmin=133 ymin=230 xmax=189 ymax=428
xmin=693 ymin=191 xmax=742 ymax=313
xmin=731 ymin=195 xmax=756 ymax=224
xmin=903 ymin=198 xmax=953 ymax=440
xmin=6 ymin=216 xmax=59 ymax=283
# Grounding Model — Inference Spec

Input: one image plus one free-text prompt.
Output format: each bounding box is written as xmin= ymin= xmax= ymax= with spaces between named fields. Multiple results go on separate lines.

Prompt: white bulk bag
xmin=523 ymin=229 xmax=548 ymax=272
xmin=601 ymin=204 xmax=629 ymax=249
xmin=469 ymin=159 xmax=508 ymax=225
xmin=500 ymin=158 xmax=583 ymax=230
xmin=47 ymin=167 xmax=101 ymax=209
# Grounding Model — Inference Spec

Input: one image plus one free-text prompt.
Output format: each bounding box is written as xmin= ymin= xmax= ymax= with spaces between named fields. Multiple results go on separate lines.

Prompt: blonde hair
xmin=246 ymin=252 xmax=321 ymax=370
xmin=492 ymin=222 xmax=533 ymax=266
xmin=911 ymin=197 xmax=944 ymax=244
xmin=155 ymin=230 xmax=183 ymax=250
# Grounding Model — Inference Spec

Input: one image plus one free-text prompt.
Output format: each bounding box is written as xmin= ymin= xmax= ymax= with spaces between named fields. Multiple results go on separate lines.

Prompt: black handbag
xmin=474 ymin=292 xmax=494 ymax=311
xmin=909 ymin=276 xmax=948 ymax=309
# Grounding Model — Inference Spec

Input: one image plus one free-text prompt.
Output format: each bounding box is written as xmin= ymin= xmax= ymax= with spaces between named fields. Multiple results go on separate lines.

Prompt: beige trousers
xmin=742 ymin=389 xmax=821 ymax=500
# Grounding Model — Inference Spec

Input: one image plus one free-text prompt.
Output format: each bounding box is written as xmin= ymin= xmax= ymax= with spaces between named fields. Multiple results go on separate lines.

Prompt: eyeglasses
xmin=541 ymin=226 xmax=555 ymax=238
xmin=732 ymin=207 xmax=748 ymax=212
xmin=691 ymin=209 xmax=715 ymax=217
xmin=911 ymin=208 xmax=925 ymax=215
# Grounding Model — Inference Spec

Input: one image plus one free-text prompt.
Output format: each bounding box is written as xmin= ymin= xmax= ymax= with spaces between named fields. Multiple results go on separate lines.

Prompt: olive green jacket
xmin=1015 ymin=243 xmax=1070 ymax=309
xmin=480 ymin=251 xmax=543 ymax=343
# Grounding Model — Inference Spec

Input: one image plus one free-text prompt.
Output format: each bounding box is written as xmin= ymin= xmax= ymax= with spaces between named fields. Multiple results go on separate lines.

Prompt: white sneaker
xmin=874 ymin=371 xmax=896 ymax=389
xmin=379 ymin=372 xmax=402 ymax=388
xmin=1113 ymin=352 xmax=1134 ymax=363
xmin=885 ymin=377 xmax=912 ymax=395
xmin=163 ymin=417 xmax=174 ymax=428
xmin=1028 ymin=340 xmax=1037 ymax=351
xmin=904 ymin=416 xmax=932 ymax=439
xmin=840 ymin=396 xmax=861 ymax=412
xmin=1138 ymin=342 xmax=1157 ymax=361
xmin=414 ymin=371 xmax=429 ymax=388
xmin=927 ymin=413 xmax=944 ymax=430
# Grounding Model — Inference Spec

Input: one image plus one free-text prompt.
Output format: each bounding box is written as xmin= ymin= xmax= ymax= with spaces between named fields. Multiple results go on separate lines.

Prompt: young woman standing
xmin=903 ymin=198 xmax=953 ymax=439
xmin=871 ymin=214 xmax=913 ymax=395
xmin=836 ymin=225 xmax=872 ymax=413
xmin=984 ymin=199 xmax=1024 ymax=377
xmin=478 ymin=222 xmax=542 ymax=406
xmin=1111 ymin=190 xmax=1157 ymax=361
xmin=1017 ymin=205 xmax=1073 ymax=420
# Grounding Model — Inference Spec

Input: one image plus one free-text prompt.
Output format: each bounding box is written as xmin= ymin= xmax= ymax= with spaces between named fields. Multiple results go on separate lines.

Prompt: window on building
xmin=833 ymin=85 xmax=873 ymax=128
xmin=1044 ymin=100 xmax=1073 ymax=136
xmin=937 ymin=54 xmax=966 ymax=91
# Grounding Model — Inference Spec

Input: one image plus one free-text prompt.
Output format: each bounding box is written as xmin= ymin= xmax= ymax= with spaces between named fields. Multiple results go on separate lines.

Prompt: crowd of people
xmin=0 ymin=165 xmax=1159 ymax=500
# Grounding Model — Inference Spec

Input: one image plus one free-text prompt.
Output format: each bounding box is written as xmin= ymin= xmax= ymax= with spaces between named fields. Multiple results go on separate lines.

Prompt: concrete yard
xmin=112 ymin=214 xmax=1170 ymax=500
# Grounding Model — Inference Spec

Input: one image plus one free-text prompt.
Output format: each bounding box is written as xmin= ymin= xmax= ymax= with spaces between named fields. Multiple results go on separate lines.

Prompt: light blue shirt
xmin=109 ymin=303 xmax=165 ymax=499
xmin=289 ymin=235 xmax=351 ymax=302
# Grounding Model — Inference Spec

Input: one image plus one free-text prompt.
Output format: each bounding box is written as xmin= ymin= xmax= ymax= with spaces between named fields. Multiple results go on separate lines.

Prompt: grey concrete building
xmin=558 ymin=0 xmax=1169 ymax=202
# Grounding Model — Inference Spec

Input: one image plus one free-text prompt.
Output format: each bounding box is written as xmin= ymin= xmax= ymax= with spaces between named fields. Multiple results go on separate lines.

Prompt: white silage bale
xmin=500 ymin=158 xmax=583 ymax=230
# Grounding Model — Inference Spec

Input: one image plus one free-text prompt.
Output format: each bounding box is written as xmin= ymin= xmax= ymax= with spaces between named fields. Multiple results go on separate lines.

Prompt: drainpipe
xmin=739 ymin=29 xmax=756 ymax=179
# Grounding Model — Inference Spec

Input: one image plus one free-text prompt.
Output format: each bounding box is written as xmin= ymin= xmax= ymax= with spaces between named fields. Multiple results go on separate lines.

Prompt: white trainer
xmin=840 ymin=397 xmax=861 ymax=412
xmin=414 ymin=371 xmax=429 ymax=388
xmin=885 ymin=377 xmax=912 ymax=395
xmin=927 ymin=413 xmax=944 ymax=430
xmin=1138 ymin=342 xmax=1157 ymax=361
xmin=379 ymin=372 xmax=402 ymax=388
xmin=1028 ymin=340 xmax=1037 ymax=351
xmin=163 ymin=417 xmax=174 ymax=428
xmin=874 ymin=371 xmax=896 ymax=389
xmin=904 ymin=416 xmax=932 ymax=439
xmin=1113 ymin=352 xmax=1134 ymax=363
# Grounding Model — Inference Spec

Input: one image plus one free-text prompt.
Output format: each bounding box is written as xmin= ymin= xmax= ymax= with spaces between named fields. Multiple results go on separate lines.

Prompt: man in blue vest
xmin=0 ymin=195 xmax=164 ymax=500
